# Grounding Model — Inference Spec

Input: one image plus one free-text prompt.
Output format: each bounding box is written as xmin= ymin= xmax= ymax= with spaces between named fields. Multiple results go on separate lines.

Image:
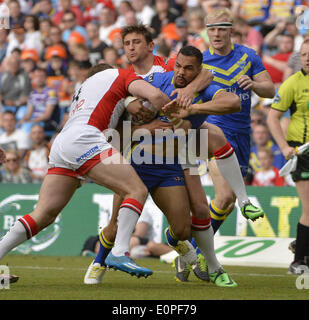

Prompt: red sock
xmin=191 ymin=216 xmax=211 ymax=231
xmin=120 ymin=198 xmax=143 ymax=216
xmin=19 ymin=214 xmax=38 ymax=239
xmin=213 ymin=142 xmax=234 ymax=160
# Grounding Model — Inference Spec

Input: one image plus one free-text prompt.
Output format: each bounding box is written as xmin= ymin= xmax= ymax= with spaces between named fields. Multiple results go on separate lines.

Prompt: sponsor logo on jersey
xmin=76 ymin=145 xmax=99 ymax=163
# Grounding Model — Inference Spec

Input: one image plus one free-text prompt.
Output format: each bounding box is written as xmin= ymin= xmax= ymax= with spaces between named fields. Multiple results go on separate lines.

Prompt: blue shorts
xmin=222 ymin=130 xmax=251 ymax=177
xmin=131 ymin=162 xmax=185 ymax=192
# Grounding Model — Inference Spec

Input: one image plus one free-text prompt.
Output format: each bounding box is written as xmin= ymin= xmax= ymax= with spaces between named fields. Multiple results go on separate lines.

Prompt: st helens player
xmin=0 ymin=64 xmax=171 ymax=279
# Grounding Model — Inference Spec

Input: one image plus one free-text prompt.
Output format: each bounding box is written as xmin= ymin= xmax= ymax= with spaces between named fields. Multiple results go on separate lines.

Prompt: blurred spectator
xmin=102 ymin=46 xmax=121 ymax=68
xmin=43 ymin=25 xmax=69 ymax=61
xmin=58 ymin=59 xmax=79 ymax=109
xmin=31 ymin=0 xmax=56 ymax=20
xmin=250 ymin=109 xmax=266 ymax=129
xmin=39 ymin=18 xmax=53 ymax=48
xmin=263 ymin=33 xmax=294 ymax=86
xmin=0 ymin=150 xmax=32 ymax=183
xmin=61 ymin=11 xmax=88 ymax=44
xmin=45 ymin=44 xmax=68 ymax=93
xmin=264 ymin=17 xmax=303 ymax=53
xmin=98 ymin=4 xmax=118 ymax=46
xmin=283 ymin=31 xmax=309 ymax=81
xmin=232 ymin=0 xmax=270 ymax=24
xmin=268 ymin=0 xmax=301 ymax=24
xmin=86 ymin=21 xmax=108 ymax=65
xmin=6 ymin=25 xmax=42 ymax=58
xmin=18 ymin=68 xmax=59 ymax=134
xmin=150 ymin=0 xmax=178 ymax=39
xmin=70 ymin=43 xmax=90 ymax=62
xmin=0 ymin=29 xmax=9 ymax=66
xmin=250 ymin=123 xmax=286 ymax=172
xmin=0 ymin=55 xmax=32 ymax=119
xmin=231 ymin=30 xmax=244 ymax=45
xmin=24 ymin=124 xmax=51 ymax=183
xmin=233 ymin=17 xmax=264 ymax=55
xmin=169 ymin=16 xmax=207 ymax=59
xmin=123 ymin=10 xmax=139 ymax=27
xmin=115 ymin=0 xmax=134 ymax=28
xmin=200 ymin=0 xmax=233 ymax=16
xmin=8 ymin=0 xmax=25 ymax=29
xmin=0 ymin=111 xmax=32 ymax=159
xmin=187 ymin=8 xmax=209 ymax=47
xmin=67 ymin=31 xmax=87 ymax=57
xmin=132 ymin=0 xmax=155 ymax=26
xmin=252 ymin=147 xmax=286 ymax=186
xmin=20 ymin=48 xmax=39 ymax=83
xmin=52 ymin=0 xmax=85 ymax=27
xmin=82 ymin=0 xmax=101 ymax=24
xmin=23 ymin=14 xmax=43 ymax=56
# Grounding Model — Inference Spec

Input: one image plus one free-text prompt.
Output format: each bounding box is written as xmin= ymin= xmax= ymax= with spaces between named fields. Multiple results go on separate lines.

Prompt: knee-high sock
xmin=0 ymin=214 xmax=38 ymax=260
xmin=214 ymin=142 xmax=249 ymax=207
xmin=111 ymin=198 xmax=143 ymax=257
xmin=191 ymin=216 xmax=221 ymax=274
xmin=94 ymin=228 xmax=114 ymax=265
xmin=209 ymin=200 xmax=228 ymax=234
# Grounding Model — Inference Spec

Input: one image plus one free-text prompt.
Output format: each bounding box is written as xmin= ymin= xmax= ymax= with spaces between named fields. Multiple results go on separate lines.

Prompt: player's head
xmin=205 ymin=8 xmax=233 ymax=53
xmin=121 ymin=24 xmax=154 ymax=64
xmin=87 ymin=63 xmax=113 ymax=78
xmin=300 ymin=39 xmax=309 ymax=74
xmin=174 ymin=46 xmax=203 ymax=88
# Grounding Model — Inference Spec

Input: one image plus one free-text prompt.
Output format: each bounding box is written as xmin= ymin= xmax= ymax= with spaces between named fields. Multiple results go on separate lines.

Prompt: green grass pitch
xmin=0 ymin=255 xmax=308 ymax=301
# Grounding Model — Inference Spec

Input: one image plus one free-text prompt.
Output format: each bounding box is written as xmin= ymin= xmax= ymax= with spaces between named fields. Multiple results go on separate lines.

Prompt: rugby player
xmin=172 ymin=8 xmax=275 ymax=280
xmin=0 ymin=64 xmax=171 ymax=278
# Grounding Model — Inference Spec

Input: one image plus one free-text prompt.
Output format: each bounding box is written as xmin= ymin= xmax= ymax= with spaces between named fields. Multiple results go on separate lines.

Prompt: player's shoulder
xmin=147 ymin=70 xmax=173 ymax=83
xmin=234 ymin=43 xmax=259 ymax=58
xmin=153 ymin=55 xmax=170 ymax=67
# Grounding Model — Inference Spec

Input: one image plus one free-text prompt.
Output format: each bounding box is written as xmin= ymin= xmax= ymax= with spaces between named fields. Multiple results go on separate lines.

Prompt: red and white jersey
xmin=129 ymin=55 xmax=176 ymax=78
xmin=64 ymin=68 xmax=140 ymax=132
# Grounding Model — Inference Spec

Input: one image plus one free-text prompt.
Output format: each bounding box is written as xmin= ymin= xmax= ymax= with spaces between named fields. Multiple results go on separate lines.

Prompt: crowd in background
xmin=0 ymin=0 xmax=308 ymax=186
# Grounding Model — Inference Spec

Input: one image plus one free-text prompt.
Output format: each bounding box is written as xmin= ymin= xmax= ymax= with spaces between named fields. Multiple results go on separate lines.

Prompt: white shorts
xmin=48 ymin=125 xmax=117 ymax=179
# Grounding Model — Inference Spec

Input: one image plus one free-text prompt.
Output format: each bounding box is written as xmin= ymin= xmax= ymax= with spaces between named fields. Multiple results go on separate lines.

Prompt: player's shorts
xmin=48 ymin=124 xmax=117 ymax=179
xmin=131 ymin=162 xmax=185 ymax=192
xmin=288 ymin=141 xmax=309 ymax=182
xmin=222 ymin=130 xmax=250 ymax=177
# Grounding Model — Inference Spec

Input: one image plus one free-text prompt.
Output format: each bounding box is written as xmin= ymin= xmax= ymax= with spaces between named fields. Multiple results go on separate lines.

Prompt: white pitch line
xmin=10 ymin=265 xmax=290 ymax=277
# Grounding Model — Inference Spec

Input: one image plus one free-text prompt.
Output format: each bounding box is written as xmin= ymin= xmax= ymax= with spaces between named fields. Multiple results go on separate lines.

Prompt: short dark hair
xmin=121 ymin=24 xmax=153 ymax=44
xmin=3 ymin=110 xmax=16 ymax=118
xmin=87 ymin=63 xmax=113 ymax=78
xmin=177 ymin=46 xmax=203 ymax=65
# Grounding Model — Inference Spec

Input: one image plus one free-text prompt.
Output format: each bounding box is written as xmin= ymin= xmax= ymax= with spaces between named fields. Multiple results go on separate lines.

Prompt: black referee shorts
xmin=288 ymin=141 xmax=309 ymax=182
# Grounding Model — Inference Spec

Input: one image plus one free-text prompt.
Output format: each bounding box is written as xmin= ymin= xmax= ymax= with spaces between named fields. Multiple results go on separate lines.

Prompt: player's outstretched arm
xmin=128 ymin=79 xmax=170 ymax=111
xmin=164 ymin=91 xmax=240 ymax=117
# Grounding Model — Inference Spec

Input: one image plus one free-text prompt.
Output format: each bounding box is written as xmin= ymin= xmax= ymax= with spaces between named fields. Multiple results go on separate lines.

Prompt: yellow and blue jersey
xmin=203 ymin=43 xmax=266 ymax=134
xmin=124 ymin=71 xmax=223 ymax=191
xmin=145 ymin=71 xmax=223 ymax=129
